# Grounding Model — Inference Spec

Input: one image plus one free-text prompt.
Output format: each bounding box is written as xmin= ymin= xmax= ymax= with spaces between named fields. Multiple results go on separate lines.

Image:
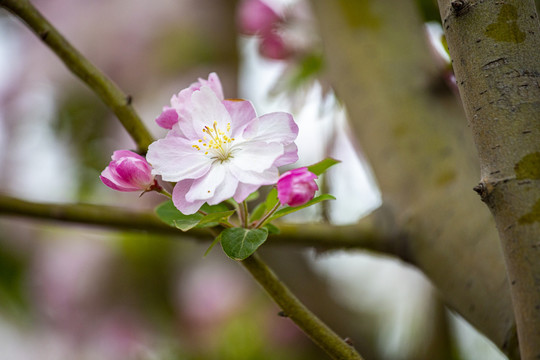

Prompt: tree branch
xmin=241 ymin=253 xmax=364 ymax=360
xmin=310 ymin=0 xmax=516 ymax=356
xmin=438 ymin=1 xmax=540 ymax=358
xmin=0 ymin=0 xmax=154 ymax=152
xmin=0 ymin=194 xmax=403 ymax=254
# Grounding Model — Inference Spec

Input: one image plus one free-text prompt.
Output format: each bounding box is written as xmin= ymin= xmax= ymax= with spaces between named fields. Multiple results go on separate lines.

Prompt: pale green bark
xmin=438 ymin=1 xmax=540 ymax=358
xmin=311 ymin=0 xmax=517 ymax=357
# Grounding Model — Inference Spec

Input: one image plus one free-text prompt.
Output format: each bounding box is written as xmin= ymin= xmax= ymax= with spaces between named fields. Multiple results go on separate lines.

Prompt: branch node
xmin=451 ymin=0 xmax=470 ymax=16
xmin=277 ymin=310 xmax=288 ymax=318
xmin=39 ymin=30 xmax=49 ymax=41
xmin=126 ymin=95 xmax=133 ymax=105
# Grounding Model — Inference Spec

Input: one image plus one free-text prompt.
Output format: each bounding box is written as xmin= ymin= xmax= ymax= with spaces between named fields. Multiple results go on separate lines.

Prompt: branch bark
xmin=438 ymin=1 xmax=540 ymax=358
xmin=0 ymin=0 xmax=154 ymax=152
xmin=311 ymin=0 xmax=517 ymax=357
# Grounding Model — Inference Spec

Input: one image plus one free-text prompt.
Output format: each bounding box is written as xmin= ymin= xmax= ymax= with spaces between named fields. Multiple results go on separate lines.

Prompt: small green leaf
xmin=204 ymin=232 xmax=222 ymax=257
xmin=155 ymin=200 xmax=203 ymax=230
xmin=307 ymin=158 xmax=340 ymax=176
xmin=197 ymin=210 xmax=235 ymax=228
xmin=269 ymin=194 xmax=336 ymax=222
xmin=263 ymin=223 xmax=280 ymax=235
xmin=249 ymin=202 xmax=267 ymax=222
xmin=154 ymin=200 xmax=182 ymax=226
xmin=201 ymin=203 xmax=230 ymax=213
xmin=221 ymin=228 xmax=268 ymax=260
xmin=245 ymin=191 xmax=260 ymax=202
xmin=265 ymin=188 xmax=279 ymax=210
xmin=174 ymin=214 xmax=203 ymax=231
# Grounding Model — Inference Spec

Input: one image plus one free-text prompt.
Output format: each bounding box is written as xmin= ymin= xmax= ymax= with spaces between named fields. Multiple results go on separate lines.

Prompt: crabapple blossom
xmin=100 ymin=150 xmax=157 ymax=192
xmin=276 ymin=167 xmax=318 ymax=207
xmin=146 ymin=73 xmax=299 ymax=215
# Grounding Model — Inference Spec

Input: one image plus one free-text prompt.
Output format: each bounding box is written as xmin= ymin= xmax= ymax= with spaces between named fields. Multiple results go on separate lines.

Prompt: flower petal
xmin=223 ymin=99 xmax=257 ymax=138
xmin=242 ymin=112 xmax=298 ymax=144
xmin=189 ymin=86 xmax=232 ymax=138
xmin=185 ymin=164 xmax=226 ymax=202
xmin=229 ymin=164 xmax=279 ymax=185
xmin=273 ymin=142 xmax=298 ymax=167
xmin=233 ymin=182 xmax=261 ymax=203
xmin=207 ymin=170 xmax=239 ymax=205
xmin=111 ymin=150 xmax=145 ymax=162
xmin=172 ymin=179 xmax=206 ymax=215
xmin=146 ymin=134 xmax=211 ymax=182
xmin=231 ymin=141 xmax=283 ymax=173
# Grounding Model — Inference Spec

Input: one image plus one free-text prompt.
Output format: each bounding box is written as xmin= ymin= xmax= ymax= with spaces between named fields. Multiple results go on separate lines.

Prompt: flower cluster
xmin=146 ymin=73 xmax=299 ymax=214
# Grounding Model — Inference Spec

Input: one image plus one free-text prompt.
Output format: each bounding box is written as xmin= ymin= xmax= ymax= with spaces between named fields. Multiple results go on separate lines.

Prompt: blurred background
xmin=0 ymin=0 xmax=528 ymax=358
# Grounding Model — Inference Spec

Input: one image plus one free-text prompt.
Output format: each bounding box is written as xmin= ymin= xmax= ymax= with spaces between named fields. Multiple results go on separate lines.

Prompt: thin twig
xmin=0 ymin=0 xmax=154 ymax=152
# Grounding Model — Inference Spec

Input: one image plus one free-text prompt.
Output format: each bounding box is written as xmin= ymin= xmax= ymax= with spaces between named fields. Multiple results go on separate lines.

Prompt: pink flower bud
xmin=238 ymin=0 xmax=281 ymax=36
xmin=155 ymin=107 xmax=178 ymax=130
xmin=277 ymin=167 xmax=318 ymax=207
xmin=100 ymin=150 xmax=156 ymax=192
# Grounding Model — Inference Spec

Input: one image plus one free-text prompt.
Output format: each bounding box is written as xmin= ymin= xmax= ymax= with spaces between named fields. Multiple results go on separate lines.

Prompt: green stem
xmin=254 ymin=201 xmax=281 ymax=229
xmin=241 ymin=201 xmax=249 ymax=228
xmin=241 ymin=253 xmax=364 ymax=360
xmin=0 ymin=0 xmax=154 ymax=152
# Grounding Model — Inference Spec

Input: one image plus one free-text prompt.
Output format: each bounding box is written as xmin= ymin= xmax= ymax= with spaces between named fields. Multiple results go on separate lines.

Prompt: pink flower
xmin=277 ymin=167 xmax=318 ymax=207
xmin=238 ymin=0 xmax=281 ymax=36
xmin=146 ymin=73 xmax=299 ymax=215
xmin=100 ymin=150 xmax=156 ymax=192
xmin=154 ymin=73 xmax=224 ymax=129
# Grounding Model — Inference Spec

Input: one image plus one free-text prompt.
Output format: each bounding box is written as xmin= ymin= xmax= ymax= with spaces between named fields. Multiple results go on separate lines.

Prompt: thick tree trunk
xmin=438 ymin=0 xmax=540 ymax=358
xmin=311 ymin=0 xmax=518 ymax=357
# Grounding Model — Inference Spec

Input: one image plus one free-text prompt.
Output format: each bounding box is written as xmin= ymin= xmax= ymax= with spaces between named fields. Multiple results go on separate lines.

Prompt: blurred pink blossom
xmin=100 ymin=150 xmax=157 ymax=192
xmin=237 ymin=0 xmax=282 ymax=36
xmin=277 ymin=167 xmax=318 ymax=207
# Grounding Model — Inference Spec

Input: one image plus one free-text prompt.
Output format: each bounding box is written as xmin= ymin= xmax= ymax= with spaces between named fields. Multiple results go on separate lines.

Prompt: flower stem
xmin=241 ymin=253 xmax=364 ymax=360
xmin=241 ymin=200 xmax=249 ymax=228
xmin=156 ymin=188 xmax=172 ymax=199
xmin=0 ymin=0 xmax=154 ymax=152
xmin=254 ymin=201 xmax=281 ymax=229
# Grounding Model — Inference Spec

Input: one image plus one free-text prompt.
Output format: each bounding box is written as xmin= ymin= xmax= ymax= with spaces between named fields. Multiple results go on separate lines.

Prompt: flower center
xmin=192 ymin=121 xmax=236 ymax=162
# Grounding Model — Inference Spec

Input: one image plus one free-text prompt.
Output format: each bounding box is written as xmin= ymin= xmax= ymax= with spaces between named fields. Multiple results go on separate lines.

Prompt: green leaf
xmin=197 ymin=210 xmax=235 ymax=228
xmin=204 ymin=232 xmax=222 ymax=257
xmin=263 ymin=223 xmax=280 ymax=235
xmin=245 ymin=191 xmax=260 ymax=202
xmin=221 ymin=228 xmax=268 ymax=260
xmin=201 ymin=203 xmax=230 ymax=213
xmin=154 ymin=200 xmax=187 ymax=226
xmin=307 ymin=158 xmax=340 ymax=176
xmin=265 ymin=188 xmax=279 ymax=210
xmin=268 ymin=194 xmax=336 ymax=222
xmin=249 ymin=202 xmax=267 ymax=222
xmin=174 ymin=214 xmax=203 ymax=231
xmin=155 ymin=200 xmax=233 ymax=232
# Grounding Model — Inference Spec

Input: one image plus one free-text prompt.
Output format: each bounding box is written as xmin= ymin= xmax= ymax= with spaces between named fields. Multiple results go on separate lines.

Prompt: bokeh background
xmin=0 ymin=0 xmax=532 ymax=359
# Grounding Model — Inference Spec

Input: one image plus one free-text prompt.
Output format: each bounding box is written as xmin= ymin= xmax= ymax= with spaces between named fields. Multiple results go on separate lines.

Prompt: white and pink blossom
xmin=147 ymin=73 xmax=299 ymax=215
xmin=277 ymin=167 xmax=318 ymax=207
xmin=100 ymin=150 xmax=157 ymax=192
